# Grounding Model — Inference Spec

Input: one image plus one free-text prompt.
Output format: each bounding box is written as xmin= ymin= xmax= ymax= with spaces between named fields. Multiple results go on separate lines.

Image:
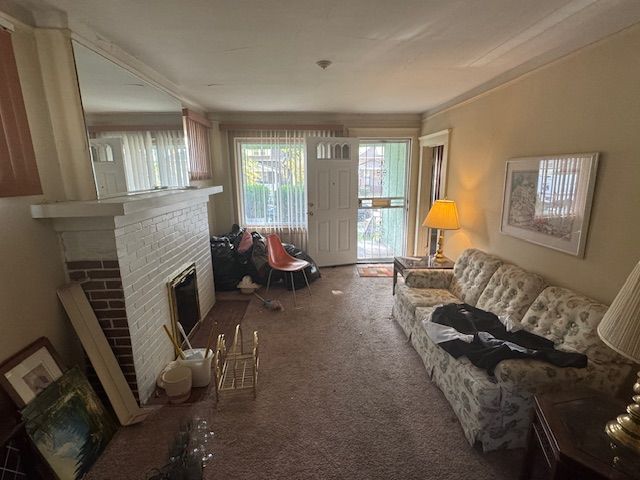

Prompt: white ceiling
xmin=30 ymin=0 xmax=640 ymax=113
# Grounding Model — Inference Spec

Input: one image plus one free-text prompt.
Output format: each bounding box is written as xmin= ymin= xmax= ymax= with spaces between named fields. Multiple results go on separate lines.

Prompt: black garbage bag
xmin=249 ymin=232 xmax=283 ymax=285
xmin=210 ymin=226 xmax=321 ymax=291
xmin=282 ymin=243 xmax=321 ymax=290
xmin=210 ymin=236 xmax=246 ymax=291
xmin=227 ymin=224 xmax=246 ymax=248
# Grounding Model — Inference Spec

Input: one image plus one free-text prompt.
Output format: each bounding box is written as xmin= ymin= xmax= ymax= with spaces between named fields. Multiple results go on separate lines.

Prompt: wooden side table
xmin=521 ymin=390 xmax=639 ymax=480
xmin=392 ymin=255 xmax=454 ymax=294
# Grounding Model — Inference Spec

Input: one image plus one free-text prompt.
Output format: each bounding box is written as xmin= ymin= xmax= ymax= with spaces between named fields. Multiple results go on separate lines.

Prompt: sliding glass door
xmin=357 ymin=139 xmax=409 ymax=262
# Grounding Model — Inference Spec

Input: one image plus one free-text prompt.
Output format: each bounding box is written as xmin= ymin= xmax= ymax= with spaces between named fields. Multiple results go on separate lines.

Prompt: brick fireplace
xmin=32 ymin=187 xmax=222 ymax=403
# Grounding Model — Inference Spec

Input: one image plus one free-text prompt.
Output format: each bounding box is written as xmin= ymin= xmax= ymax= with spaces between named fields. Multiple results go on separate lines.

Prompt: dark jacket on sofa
xmin=430 ymin=303 xmax=588 ymax=375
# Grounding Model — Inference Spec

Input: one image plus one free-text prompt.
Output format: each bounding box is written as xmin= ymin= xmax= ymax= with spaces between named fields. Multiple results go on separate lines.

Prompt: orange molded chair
xmin=265 ymin=234 xmax=312 ymax=305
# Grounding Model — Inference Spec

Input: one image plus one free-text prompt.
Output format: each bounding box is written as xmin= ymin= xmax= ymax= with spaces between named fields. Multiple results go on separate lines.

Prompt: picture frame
xmin=500 ymin=153 xmax=599 ymax=257
xmin=22 ymin=366 xmax=117 ymax=480
xmin=0 ymin=337 xmax=66 ymax=408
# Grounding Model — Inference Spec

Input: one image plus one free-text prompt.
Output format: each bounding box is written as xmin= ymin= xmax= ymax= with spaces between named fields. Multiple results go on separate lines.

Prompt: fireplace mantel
xmin=30 ymin=186 xmax=223 ymax=220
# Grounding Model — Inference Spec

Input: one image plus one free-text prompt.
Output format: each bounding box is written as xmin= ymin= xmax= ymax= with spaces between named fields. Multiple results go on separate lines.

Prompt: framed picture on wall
xmin=500 ymin=153 xmax=599 ymax=257
xmin=0 ymin=337 xmax=65 ymax=408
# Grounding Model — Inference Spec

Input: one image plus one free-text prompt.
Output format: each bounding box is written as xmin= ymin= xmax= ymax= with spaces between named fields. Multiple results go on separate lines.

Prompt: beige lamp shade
xmin=597 ymin=260 xmax=640 ymax=363
xmin=423 ymin=199 xmax=460 ymax=230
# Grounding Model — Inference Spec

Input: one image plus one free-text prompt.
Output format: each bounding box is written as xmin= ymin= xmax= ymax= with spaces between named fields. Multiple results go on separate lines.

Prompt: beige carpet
xmin=88 ymin=266 xmax=522 ymax=479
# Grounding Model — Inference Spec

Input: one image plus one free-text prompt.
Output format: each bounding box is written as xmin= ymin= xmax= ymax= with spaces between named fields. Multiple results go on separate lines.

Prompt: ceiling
xmin=25 ymin=0 xmax=640 ymax=113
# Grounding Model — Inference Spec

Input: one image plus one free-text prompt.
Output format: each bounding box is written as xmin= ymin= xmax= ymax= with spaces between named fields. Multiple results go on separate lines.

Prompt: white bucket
xmin=178 ymin=348 xmax=213 ymax=387
xmin=161 ymin=365 xmax=192 ymax=404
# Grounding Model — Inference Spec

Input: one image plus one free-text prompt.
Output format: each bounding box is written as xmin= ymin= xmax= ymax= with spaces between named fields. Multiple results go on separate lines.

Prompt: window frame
xmin=234 ymin=136 xmax=307 ymax=229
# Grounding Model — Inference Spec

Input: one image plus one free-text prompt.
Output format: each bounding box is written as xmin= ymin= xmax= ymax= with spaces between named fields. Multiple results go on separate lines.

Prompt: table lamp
xmin=597 ymin=259 xmax=640 ymax=454
xmin=423 ymin=199 xmax=460 ymax=262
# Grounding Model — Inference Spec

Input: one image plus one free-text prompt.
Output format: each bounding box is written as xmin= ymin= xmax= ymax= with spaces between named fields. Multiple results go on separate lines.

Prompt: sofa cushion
xmin=404 ymin=269 xmax=453 ymax=289
xmin=416 ymin=315 xmax=501 ymax=447
xmin=417 ymin=310 xmax=500 ymax=410
xmin=476 ymin=264 xmax=546 ymax=324
xmin=449 ymin=249 xmax=503 ymax=306
xmin=395 ymin=284 xmax=460 ymax=316
xmin=519 ymin=286 xmax=630 ymax=364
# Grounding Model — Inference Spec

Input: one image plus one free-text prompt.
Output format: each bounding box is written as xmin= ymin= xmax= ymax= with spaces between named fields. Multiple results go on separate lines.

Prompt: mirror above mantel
xmin=73 ymin=41 xmax=190 ymax=198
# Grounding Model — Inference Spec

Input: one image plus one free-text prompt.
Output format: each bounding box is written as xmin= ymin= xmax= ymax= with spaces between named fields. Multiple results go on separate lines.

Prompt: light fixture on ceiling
xmin=316 ymin=60 xmax=332 ymax=70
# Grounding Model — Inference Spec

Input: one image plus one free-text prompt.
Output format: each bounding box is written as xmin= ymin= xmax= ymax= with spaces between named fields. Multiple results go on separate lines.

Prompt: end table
xmin=393 ymin=255 xmax=454 ymax=295
xmin=521 ymin=389 xmax=639 ymax=480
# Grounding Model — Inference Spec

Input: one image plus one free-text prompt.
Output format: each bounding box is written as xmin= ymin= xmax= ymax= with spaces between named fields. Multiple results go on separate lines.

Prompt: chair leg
xmin=302 ymin=268 xmax=311 ymax=298
xmin=290 ymin=272 xmax=297 ymax=308
xmin=266 ymin=269 xmax=273 ymax=294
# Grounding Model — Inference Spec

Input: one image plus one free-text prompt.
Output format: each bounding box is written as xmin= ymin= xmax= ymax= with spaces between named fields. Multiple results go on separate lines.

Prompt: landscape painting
xmin=22 ymin=367 xmax=117 ymax=479
xmin=500 ymin=153 xmax=598 ymax=257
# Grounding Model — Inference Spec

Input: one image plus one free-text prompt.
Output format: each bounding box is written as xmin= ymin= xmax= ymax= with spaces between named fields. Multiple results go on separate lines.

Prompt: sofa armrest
xmin=404 ymin=269 xmax=453 ymax=289
xmin=584 ymin=360 xmax=636 ymax=396
xmin=495 ymin=358 xmax=635 ymax=397
xmin=494 ymin=359 xmax=588 ymax=393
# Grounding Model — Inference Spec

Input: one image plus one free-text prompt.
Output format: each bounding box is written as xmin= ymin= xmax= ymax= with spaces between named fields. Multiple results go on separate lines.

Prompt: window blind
xmin=0 ymin=28 xmax=41 ymax=197
xmin=231 ymin=127 xmax=341 ymax=250
xmin=183 ymin=109 xmax=212 ymax=181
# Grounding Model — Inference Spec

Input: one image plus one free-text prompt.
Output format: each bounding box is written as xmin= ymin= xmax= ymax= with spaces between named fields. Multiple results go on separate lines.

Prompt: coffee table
xmin=393 ymin=255 xmax=454 ymax=294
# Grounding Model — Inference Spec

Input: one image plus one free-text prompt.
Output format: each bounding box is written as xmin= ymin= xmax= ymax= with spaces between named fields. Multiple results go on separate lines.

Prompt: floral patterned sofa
xmin=392 ymin=248 xmax=634 ymax=451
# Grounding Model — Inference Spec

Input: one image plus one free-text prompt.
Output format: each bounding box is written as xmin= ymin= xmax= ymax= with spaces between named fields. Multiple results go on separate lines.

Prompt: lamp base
xmin=434 ymin=232 xmax=446 ymax=263
xmin=605 ymin=372 xmax=640 ymax=455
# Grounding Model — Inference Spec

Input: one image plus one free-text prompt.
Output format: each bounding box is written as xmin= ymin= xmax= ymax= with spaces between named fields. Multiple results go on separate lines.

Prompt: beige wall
xmin=422 ymin=23 xmax=640 ymax=303
xmin=0 ymin=17 xmax=81 ymax=367
xmin=208 ymin=121 xmax=235 ymax=235
xmin=35 ymin=28 xmax=97 ymax=201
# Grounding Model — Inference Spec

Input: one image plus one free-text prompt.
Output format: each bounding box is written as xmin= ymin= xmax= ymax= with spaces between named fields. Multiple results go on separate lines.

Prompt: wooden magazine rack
xmin=213 ymin=324 xmax=258 ymax=402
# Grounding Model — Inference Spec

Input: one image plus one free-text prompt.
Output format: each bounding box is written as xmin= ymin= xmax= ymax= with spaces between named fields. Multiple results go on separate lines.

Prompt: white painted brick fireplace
xmin=32 ymin=187 xmax=222 ymax=403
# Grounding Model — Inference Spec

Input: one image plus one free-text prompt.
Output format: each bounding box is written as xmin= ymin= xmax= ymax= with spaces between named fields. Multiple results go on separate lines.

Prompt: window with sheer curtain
xmin=96 ymin=129 xmax=189 ymax=191
xmin=233 ymin=128 xmax=338 ymax=249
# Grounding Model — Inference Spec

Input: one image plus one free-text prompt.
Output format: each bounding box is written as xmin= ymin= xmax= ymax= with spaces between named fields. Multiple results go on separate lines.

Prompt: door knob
xmin=307 ymin=211 xmax=314 ymax=216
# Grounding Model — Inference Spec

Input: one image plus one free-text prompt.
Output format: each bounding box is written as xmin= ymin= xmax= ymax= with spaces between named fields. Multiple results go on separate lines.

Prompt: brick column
xmin=65 ymin=260 xmax=139 ymax=401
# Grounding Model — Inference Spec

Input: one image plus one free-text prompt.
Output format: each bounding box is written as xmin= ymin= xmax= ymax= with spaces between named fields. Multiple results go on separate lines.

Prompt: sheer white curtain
xmin=232 ymin=128 xmax=339 ymax=251
xmin=156 ymin=130 xmax=190 ymax=188
xmin=98 ymin=130 xmax=189 ymax=191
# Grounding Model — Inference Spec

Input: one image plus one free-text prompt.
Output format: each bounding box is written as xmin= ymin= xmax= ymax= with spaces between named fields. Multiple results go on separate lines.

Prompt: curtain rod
xmin=87 ymin=125 xmax=182 ymax=133
xmin=219 ymin=123 xmax=344 ymax=131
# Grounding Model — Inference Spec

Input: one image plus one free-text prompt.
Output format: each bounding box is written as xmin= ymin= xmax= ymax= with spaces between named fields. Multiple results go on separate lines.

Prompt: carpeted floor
xmin=88 ymin=266 xmax=522 ymax=479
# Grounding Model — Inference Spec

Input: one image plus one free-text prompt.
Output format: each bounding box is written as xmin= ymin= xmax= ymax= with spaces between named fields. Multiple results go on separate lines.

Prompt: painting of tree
xmin=22 ymin=367 xmax=117 ymax=479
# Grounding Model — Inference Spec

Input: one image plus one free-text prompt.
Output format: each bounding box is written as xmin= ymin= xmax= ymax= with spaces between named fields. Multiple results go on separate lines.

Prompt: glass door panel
xmin=357 ymin=140 xmax=409 ymax=262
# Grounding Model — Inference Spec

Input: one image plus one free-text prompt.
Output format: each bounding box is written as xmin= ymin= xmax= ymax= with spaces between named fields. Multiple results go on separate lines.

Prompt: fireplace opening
xmin=168 ymin=263 xmax=201 ymax=346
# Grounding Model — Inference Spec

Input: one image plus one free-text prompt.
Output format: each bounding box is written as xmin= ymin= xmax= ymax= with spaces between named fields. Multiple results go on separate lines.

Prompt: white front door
xmin=90 ymin=137 xmax=128 ymax=196
xmin=306 ymin=137 xmax=359 ymax=267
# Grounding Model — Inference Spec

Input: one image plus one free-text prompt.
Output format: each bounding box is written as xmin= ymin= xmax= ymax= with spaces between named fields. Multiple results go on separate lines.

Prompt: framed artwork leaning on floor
xmin=22 ymin=367 xmax=117 ymax=480
xmin=500 ymin=152 xmax=599 ymax=257
xmin=0 ymin=337 xmax=65 ymax=408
